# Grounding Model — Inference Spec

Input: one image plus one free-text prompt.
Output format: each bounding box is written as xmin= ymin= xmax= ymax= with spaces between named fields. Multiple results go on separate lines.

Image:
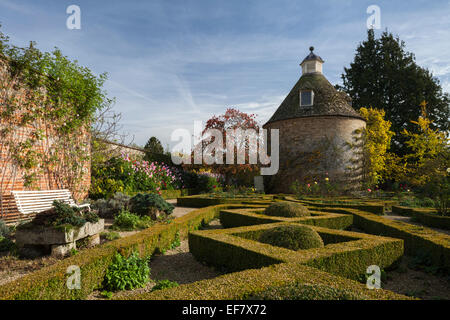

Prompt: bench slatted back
xmin=12 ymin=190 xmax=75 ymax=215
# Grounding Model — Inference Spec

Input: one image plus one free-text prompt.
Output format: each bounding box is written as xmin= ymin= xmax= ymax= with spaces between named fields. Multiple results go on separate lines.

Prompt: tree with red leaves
xmin=188 ymin=108 xmax=261 ymax=185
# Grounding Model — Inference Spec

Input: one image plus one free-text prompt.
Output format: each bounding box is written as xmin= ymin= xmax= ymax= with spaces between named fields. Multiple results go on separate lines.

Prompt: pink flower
xmin=368 ymin=188 xmax=372 ymax=192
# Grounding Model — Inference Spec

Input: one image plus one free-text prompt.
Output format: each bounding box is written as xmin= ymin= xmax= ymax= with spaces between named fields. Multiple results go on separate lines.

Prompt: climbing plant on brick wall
xmin=0 ymin=26 xmax=112 ymax=216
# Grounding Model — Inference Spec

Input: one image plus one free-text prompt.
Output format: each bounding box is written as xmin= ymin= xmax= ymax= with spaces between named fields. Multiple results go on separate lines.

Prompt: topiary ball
xmin=259 ymin=225 xmax=324 ymax=251
xmin=264 ymin=202 xmax=310 ymax=218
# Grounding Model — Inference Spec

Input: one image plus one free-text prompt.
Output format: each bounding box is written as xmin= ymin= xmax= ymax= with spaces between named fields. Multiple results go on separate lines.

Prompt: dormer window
xmin=300 ymin=90 xmax=314 ymax=107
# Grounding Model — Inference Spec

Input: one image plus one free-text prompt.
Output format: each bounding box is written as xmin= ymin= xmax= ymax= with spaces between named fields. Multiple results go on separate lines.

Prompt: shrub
xmin=103 ymin=251 xmax=151 ymax=292
xmin=151 ymin=279 xmax=179 ymax=292
xmin=25 ymin=200 xmax=99 ymax=229
xmin=112 ymin=210 xmax=153 ymax=231
xmin=129 ymin=193 xmax=174 ymax=218
xmin=399 ymin=197 xmax=436 ymax=208
xmin=0 ymin=236 xmax=15 ymax=252
xmin=0 ymin=220 xmax=9 ymax=237
xmin=264 ymin=202 xmax=310 ymax=218
xmin=90 ymin=155 xmax=184 ymax=200
xmin=101 ymin=231 xmax=121 ymax=241
xmin=91 ymin=192 xmax=131 ymax=219
xmin=181 ymin=171 xmax=221 ymax=194
xmin=259 ymin=225 xmax=324 ymax=251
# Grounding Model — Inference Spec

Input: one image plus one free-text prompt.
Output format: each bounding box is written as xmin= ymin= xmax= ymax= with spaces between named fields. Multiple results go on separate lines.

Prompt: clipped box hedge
xmin=392 ymin=205 xmax=414 ymax=216
xmin=219 ymin=208 xmax=353 ymax=230
xmin=176 ymin=194 xmax=274 ymax=208
xmin=411 ymin=210 xmax=450 ymax=231
xmin=289 ymin=198 xmax=385 ymax=215
xmin=189 ymin=222 xmax=403 ymax=281
xmin=392 ymin=206 xmax=449 ymax=230
xmin=0 ymin=203 xmax=261 ymax=300
xmin=316 ymin=206 xmax=450 ymax=271
xmin=127 ymin=188 xmax=194 ymax=200
xmin=117 ymin=261 xmax=411 ymax=300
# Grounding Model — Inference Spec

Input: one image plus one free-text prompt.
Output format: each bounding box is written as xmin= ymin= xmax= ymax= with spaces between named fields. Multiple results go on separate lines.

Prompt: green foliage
xmin=103 ymin=251 xmax=151 ymax=292
xmin=21 ymin=200 xmax=99 ymax=229
xmin=248 ymin=282 xmax=363 ymax=300
xmin=101 ymin=231 xmax=121 ymax=241
xmin=219 ymin=207 xmax=353 ymax=230
xmin=0 ymin=202 xmax=228 ymax=300
xmin=143 ymin=136 xmax=174 ymax=165
xmin=290 ymin=178 xmax=340 ymax=199
xmin=112 ymin=210 xmax=153 ymax=231
xmin=401 ymin=104 xmax=449 ymax=188
xmin=51 ymin=201 xmax=87 ymax=228
xmin=101 ymin=291 xmax=113 ymax=299
xmin=151 ymin=279 xmax=179 ymax=292
xmin=0 ymin=236 xmax=15 ymax=252
xmin=259 ymin=225 xmax=324 ymax=251
xmin=408 ymin=250 xmax=442 ymax=275
xmin=144 ymin=137 xmax=164 ymax=155
xmin=168 ymin=231 xmax=181 ymax=250
xmin=0 ymin=220 xmax=10 ymax=237
xmin=196 ymin=174 xmax=220 ymax=194
xmin=90 ymin=156 xmax=182 ymax=200
xmin=91 ymin=192 xmax=131 ymax=219
xmin=341 ymin=29 xmax=450 ymax=155
xmin=399 ymin=197 xmax=436 ymax=208
xmin=264 ymin=202 xmax=310 ymax=218
xmin=128 ymin=262 xmax=410 ymax=300
xmin=0 ymin=26 xmax=111 ymax=195
xmin=179 ymin=171 xmax=222 ymax=194
xmin=129 ymin=193 xmax=174 ymax=217
xmin=357 ymin=107 xmax=395 ymax=186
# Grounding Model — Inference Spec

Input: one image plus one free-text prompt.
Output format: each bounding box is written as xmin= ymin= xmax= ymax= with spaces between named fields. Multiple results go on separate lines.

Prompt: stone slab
xmin=16 ymin=219 xmax=104 ymax=246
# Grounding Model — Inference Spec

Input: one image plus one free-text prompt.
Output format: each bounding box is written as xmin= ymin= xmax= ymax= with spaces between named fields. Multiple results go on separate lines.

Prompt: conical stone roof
xmin=264 ymin=72 xmax=364 ymax=126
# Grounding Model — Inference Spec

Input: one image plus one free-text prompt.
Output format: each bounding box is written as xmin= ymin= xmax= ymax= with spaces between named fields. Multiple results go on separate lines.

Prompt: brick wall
xmin=0 ymin=59 xmax=91 ymax=224
xmin=263 ymin=116 xmax=366 ymax=193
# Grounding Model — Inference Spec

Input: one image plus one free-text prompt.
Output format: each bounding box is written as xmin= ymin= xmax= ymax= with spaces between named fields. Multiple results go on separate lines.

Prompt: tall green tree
xmin=144 ymin=136 xmax=164 ymax=155
xmin=341 ymin=29 xmax=449 ymax=155
xmin=143 ymin=136 xmax=173 ymax=164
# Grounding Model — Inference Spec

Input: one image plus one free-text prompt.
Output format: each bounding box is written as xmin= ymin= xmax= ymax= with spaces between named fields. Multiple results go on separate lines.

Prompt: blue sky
xmin=1 ymin=0 xmax=449 ymax=149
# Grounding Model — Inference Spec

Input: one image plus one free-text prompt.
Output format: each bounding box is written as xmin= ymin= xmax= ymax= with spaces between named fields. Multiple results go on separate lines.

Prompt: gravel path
xmin=383 ymin=212 xmax=450 ymax=235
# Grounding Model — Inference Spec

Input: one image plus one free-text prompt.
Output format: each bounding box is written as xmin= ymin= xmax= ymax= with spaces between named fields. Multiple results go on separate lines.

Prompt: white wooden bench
xmin=11 ymin=189 xmax=90 ymax=215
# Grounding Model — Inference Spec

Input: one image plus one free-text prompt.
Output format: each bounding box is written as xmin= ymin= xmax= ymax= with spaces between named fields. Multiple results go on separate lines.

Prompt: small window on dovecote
xmin=300 ymin=90 xmax=314 ymax=107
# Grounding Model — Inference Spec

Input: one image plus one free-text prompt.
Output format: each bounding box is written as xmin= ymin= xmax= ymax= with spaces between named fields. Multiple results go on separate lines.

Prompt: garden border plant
xmin=0 ymin=203 xmax=262 ymax=300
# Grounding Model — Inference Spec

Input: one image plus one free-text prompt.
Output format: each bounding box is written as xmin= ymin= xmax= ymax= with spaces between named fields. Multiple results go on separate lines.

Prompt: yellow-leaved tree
xmin=401 ymin=101 xmax=449 ymax=186
xmin=358 ymin=107 xmax=395 ymax=187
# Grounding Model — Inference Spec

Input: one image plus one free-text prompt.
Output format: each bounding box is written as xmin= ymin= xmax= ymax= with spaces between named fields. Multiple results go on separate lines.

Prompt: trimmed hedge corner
xmin=188 ymin=222 xmax=404 ymax=280
xmin=316 ymin=207 xmax=450 ymax=271
xmin=176 ymin=195 xmax=274 ymax=208
xmin=219 ymin=208 xmax=353 ymax=230
xmin=115 ymin=262 xmax=411 ymax=300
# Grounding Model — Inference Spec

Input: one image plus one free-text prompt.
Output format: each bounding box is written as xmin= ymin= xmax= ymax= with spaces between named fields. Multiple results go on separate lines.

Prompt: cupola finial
xmin=309 ymin=46 xmax=314 ymax=52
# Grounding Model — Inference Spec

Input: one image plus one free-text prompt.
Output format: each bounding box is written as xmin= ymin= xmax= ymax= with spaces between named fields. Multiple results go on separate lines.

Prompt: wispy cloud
xmin=0 ymin=0 xmax=448 ymax=149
